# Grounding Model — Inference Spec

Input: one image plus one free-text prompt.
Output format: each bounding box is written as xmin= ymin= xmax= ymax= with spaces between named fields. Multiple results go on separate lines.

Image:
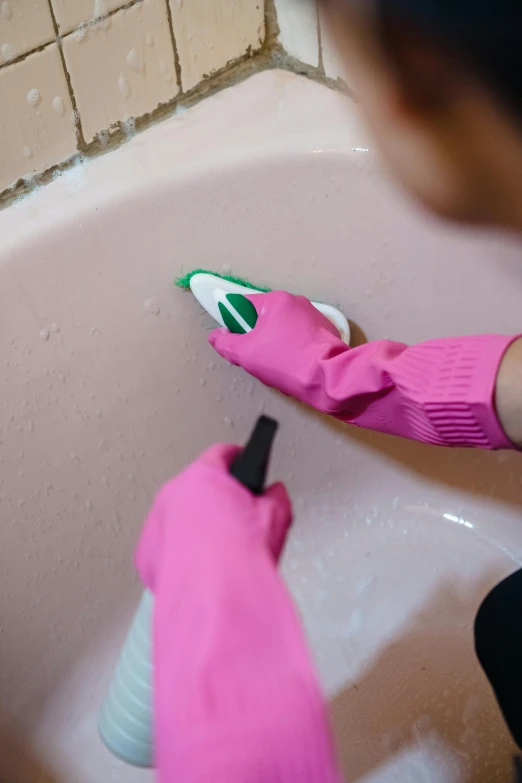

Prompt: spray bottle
xmin=98 ymin=415 xmax=279 ymax=766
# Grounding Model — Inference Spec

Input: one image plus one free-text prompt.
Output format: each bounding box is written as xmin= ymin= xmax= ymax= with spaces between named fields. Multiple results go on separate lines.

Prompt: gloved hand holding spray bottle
xmin=99 ymin=415 xmax=342 ymax=782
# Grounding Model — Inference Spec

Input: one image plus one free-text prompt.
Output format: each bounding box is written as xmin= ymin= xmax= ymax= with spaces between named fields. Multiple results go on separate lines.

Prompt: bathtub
xmin=1 ymin=69 xmax=522 ymax=782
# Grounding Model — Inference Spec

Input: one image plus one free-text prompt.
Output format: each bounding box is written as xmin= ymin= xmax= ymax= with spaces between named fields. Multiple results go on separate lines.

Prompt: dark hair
xmin=334 ymin=1 xmax=522 ymax=119
xmin=380 ymin=1 xmax=522 ymax=117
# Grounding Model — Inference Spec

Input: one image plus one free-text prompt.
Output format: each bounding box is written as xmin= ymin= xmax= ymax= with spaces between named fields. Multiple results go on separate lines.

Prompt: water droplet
xmin=93 ymin=0 xmax=107 ymax=18
xmin=118 ymin=72 xmax=130 ymax=99
xmin=26 ymin=88 xmax=41 ymax=107
xmin=101 ymin=476 xmax=108 ymax=484
xmin=145 ymin=34 xmax=154 ymax=47
xmin=221 ymin=263 xmax=231 ymax=275
xmin=50 ymin=323 xmax=60 ymax=334
xmin=144 ymin=298 xmax=160 ymax=316
xmin=99 ymin=439 xmax=108 ymax=451
xmin=200 ymin=378 xmax=206 ymax=386
xmin=121 ymin=116 xmax=135 ymax=136
xmin=159 ymin=61 xmax=173 ymax=83
xmin=126 ymin=47 xmax=144 ymax=73
xmin=73 ymin=24 xmax=87 ymax=42
xmin=21 ymin=145 xmax=33 ymax=159
xmin=40 ymin=329 xmax=50 ymax=341
xmin=52 ymin=96 xmax=65 ymax=116
xmin=1 ymin=2 xmax=12 ymax=20
xmin=90 ymin=326 xmax=99 ymax=337
xmin=1 ymin=43 xmax=16 ymax=62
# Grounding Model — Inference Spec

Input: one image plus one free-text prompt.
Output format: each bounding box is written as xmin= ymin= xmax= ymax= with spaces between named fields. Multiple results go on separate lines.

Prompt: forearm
xmin=495 ymin=337 xmax=522 ymax=448
xmin=315 ymin=334 xmax=520 ymax=449
xmin=152 ymin=553 xmax=342 ymax=783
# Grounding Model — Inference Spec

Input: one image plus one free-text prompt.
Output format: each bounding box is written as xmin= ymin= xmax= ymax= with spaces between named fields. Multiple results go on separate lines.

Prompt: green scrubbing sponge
xmin=175 ymin=267 xmax=351 ymax=344
xmin=175 ymin=268 xmax=271 ymax=293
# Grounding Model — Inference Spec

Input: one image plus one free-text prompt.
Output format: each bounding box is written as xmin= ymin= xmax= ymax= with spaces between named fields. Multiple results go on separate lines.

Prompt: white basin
xmin=0 ymin=70 xmax=521 ymax=781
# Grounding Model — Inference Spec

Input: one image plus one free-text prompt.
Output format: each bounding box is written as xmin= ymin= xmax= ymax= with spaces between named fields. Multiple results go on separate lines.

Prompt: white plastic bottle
xmin=98 ymin=415 xmax=278 ymax=767
xmin=98 ymin=590 xmax=154 ymax=767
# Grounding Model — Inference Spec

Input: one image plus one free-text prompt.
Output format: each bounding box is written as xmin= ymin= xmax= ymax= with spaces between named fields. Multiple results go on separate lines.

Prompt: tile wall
xmin=0 ymin=0 xmax=348 ymax=197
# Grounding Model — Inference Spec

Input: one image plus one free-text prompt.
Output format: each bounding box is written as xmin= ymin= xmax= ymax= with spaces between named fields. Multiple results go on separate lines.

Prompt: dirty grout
xmin=0 ymin=1 xmax=352 ymax=212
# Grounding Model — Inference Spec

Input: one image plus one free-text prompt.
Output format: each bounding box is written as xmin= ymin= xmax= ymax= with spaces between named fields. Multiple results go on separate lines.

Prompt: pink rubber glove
xmin=209 ymin=291 xmax=518 ymax=450
xmin=135 ymin=444 xmax=342 ymax=783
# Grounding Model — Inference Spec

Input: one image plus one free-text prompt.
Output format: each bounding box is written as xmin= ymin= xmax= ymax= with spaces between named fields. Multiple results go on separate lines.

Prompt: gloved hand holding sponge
xmin=210 ymin=290 xmax=521 ymax=451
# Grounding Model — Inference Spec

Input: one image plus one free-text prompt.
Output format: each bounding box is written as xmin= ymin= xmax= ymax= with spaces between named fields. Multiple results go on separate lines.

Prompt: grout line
xmin=64 ymin=0 xmax=146 ymax=37
xmin=0 ymin=39 xmax=56 ymax=71
xmin=56 ymin=0 xmax=145 ymax=39
xmin=45 ymin=0 xmax=87 ymax=149
xmin=45 ymin=0 xmax=58 ymax=32
xmin=316 ymin=0 xmax=326 ymax=76
xmin=0 ymin=0 xmax=145 ymax=73
xmin=163 ymin=0 xmax=183 ymax=95
xmin=264 ymin=0 xmax=281 ymax=48
xmin=57 ymin=45 xmax=87 ymax=150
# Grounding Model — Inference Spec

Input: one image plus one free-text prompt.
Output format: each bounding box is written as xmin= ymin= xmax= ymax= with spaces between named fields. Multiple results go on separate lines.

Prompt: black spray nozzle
xmin=229 ymin=415 xmax=278 ymax=496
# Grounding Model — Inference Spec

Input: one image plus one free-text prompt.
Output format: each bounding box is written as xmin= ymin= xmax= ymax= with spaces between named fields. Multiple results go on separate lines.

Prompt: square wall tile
xmin=169 ymin=0 xmax=265 ymax=92
xmin=0 ymin=0 xmax=56 ymax=64
xmin=50 ymin=0 xmax=129 ymax=36
xmin=63 ymin=0 xmax=178 ymax=143
xmin=0 ymin=43 xmax=77 ymax=190
xmin=275 ymin=0 xmax=319 ymax=68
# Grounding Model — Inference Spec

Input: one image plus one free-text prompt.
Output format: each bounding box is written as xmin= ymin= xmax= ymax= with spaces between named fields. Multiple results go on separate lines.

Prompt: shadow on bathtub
xmin=330 ymin=573 xmax=517 ymax=782
xmin=0 ymin=718 xmax=61 ymax=783
xmin=306 ymin=404 xmax=522 ymax=512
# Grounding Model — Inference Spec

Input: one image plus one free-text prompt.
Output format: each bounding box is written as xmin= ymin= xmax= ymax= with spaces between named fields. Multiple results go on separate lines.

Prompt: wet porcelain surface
xmin=0 ymin=71 xmax=521 ymax=781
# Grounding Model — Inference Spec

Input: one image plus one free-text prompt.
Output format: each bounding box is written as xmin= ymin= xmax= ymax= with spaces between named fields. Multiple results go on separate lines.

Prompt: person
xmin=208 ymin=0 xmax=522 ymax=769
xmin=140 ymin=1 xmax=522 ymax=779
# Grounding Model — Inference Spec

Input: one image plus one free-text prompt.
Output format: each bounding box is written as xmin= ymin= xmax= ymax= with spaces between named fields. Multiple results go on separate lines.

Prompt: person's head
xmin=319 ymin=1 xmax=522 ymax=232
